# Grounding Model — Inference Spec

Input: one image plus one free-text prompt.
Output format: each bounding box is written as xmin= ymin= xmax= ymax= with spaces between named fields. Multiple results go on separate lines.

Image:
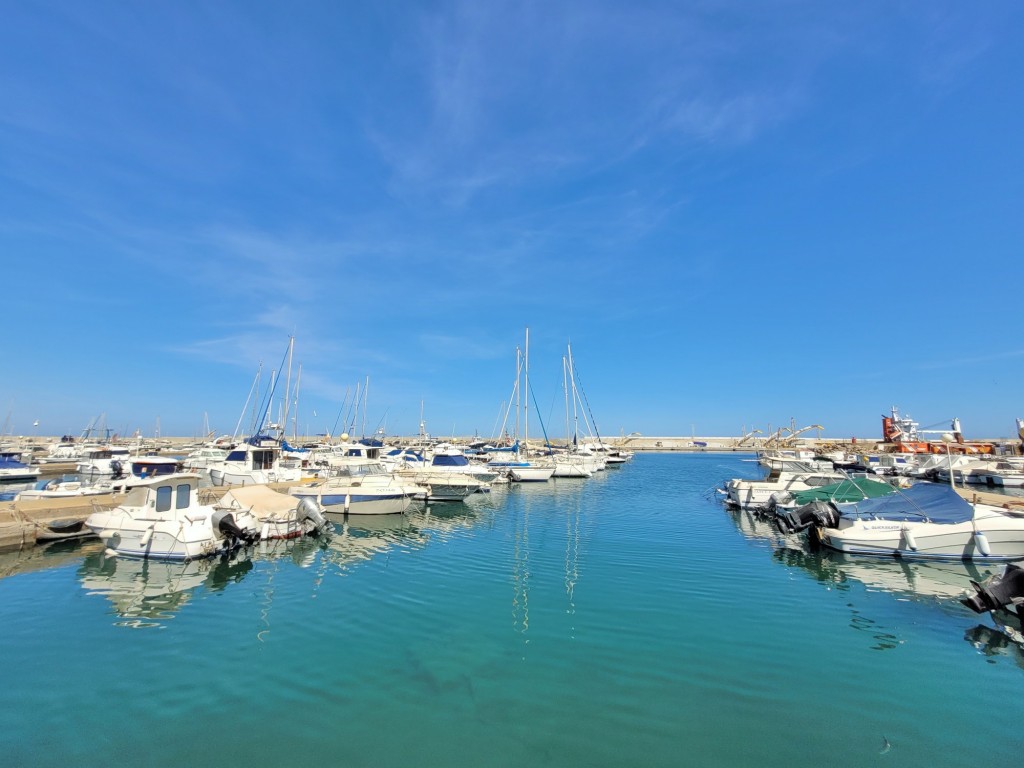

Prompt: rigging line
xmin=528 ymin=378 xmax=552 ymax=448
xmin=233 ymin=365 xmax=262 ymax=440
xmin=332 ymin=387 xmax=351 ymax=438
xmin=569 ymin=357 xmax=603 ymax=442
xmin=253 ymin=342 xmax=293 ymax=437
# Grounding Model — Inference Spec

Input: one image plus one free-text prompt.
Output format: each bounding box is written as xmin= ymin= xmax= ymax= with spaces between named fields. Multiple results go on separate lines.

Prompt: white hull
xmin=89 ymin=518 xmax=230 ymax=560
xmin=819 ymin=509 xmax=1024 ymax=561
xmin=726 ymin=473 xmax=842 ymax=508
xmin=551 ymin=456 xmax=592 ymax=478
xmin=208 ymin=466 xmax=301 ymax=486
xmin=290 ymin=488 xmax=412 ymax=515
xmin=0 ymin=468 xmax=41 ymax=484
xmin=978 ymin=473 xmax=1024 ymax=488
xmin=509 ymin=465 xmax=555 ymax=482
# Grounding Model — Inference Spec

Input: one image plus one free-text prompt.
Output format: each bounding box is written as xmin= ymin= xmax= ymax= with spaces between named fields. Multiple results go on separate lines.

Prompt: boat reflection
xmin=771 ymin=545 xmax=998 ymax=604
xmin=0 ymin=538 xmax=105 ymax=582
xmin=79 ymin=550 xmax=252 ymax=628
xmin=725 ymin=505 xmax=792 ymax=543
xmin=318 ymin=512 xmax=429 ymax=573
xmin=79 ymin=537 xmax=323 ymax=629
xmin=964 ymin=622 xmax=1024 ymax=670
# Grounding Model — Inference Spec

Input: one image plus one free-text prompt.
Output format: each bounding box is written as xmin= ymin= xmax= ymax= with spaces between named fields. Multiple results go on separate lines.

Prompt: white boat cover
xmin=218 ymin=486 xmax=297 ymax=515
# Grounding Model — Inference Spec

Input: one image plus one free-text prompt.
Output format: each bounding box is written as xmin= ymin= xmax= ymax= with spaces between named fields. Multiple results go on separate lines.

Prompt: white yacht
xmin=0 ymin=451 xmax=40 ymax=484
xmin=289 ymin=459 xmax=418 ymax=514
xmin=722 ymin=463 xmax=844 ymax=509
xmin=207 ymin=435 xmax=302 ymax=486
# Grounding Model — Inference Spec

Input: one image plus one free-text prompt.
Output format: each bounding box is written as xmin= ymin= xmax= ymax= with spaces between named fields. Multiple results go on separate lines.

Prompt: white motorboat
xmin=181 ymin=445 xmax=230 ymax=472
xmin=85 ymin=473 xmax=260 ymax=560
xmin=15 ymin=478 xmax=111 ymax=500
xmin=403 ymin=446 xmax=499 ymax=484
xmin=778 ymin=482 xmax=1024 ymax=561
xmin=207 ymin=435 xmax=302 ymax=486
xmin=75 ymin=446 xmax=137 ymax=480
xmin=974 ymin=460 xmax=1024 ymax=489
xmin=392 ymin=468 xmax=484 ymax=501
xmin=289 ymin=459 xmax=418 ymax=514
xmin=722 ymin=463 xmax=844 ymax=509
xmin=0 ymin=451 xmax=40 ymax=484
xmin=215 ymin=485 xmax=330 ymax=538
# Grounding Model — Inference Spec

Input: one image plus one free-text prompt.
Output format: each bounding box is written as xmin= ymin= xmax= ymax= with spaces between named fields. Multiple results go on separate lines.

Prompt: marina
xmin=1 ymin=452 xmax=1023 ymax=767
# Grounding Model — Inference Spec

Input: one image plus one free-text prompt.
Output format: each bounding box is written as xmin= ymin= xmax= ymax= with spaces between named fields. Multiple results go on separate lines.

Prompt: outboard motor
xmin=296 ymin=497 xmax=332 ymax=536
xmin=211 ymin=509 xmax=261 ymax=550
xmin=110 ymin=459 xmax=125 ymax=480
xmin=961 ymin=564 xmax=1024 ymax=616
xmin=775 ymin=500 xmax=840 ymax=535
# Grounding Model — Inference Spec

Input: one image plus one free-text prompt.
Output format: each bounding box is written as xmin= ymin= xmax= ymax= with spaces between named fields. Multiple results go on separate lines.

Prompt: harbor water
xmin=1 ymin=453 xmax=1022 ymax=767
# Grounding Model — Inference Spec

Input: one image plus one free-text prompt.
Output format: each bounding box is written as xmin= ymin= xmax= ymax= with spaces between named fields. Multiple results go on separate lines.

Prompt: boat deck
xmin=954 ymin=487 xmax=1024 ymax=509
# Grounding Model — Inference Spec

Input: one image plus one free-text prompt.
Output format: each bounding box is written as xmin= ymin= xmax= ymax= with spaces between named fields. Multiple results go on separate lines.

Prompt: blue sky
xmin=1 ymin=1 xmax=1022 ymax=440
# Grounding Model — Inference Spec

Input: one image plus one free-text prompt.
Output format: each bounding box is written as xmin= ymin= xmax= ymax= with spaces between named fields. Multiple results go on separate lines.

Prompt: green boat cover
xmin=789 ymin=477 xmax=895 ymax=506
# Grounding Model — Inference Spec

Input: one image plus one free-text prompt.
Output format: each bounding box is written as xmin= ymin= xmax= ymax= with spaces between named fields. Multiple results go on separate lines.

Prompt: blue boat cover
xmin=837 ymin=482 xmax=973 ymax=524
xmin=432 ymin=454 xmax=469 ymax=467
xmin=281 ymin=440 xmax=309 ymax=453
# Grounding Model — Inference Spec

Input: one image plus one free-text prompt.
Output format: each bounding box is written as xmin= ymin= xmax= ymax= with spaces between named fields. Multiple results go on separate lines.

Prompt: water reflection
xmin=0 ymin=537 xmax=104 ymax=581
xmin=965 ymin=622 xmax=1024 ymax=669
xmin=772 ymin=546 xmax=998 ymax=604
xmin=79 ymin=537 xmax=323 ymax=629
xmin=80 ymin=550 xmax=253 ymax=628
xmin=319 ymin=512 xmax=428 ymax=574
xmin=726 ymin=503 xmax=1020 ymax=654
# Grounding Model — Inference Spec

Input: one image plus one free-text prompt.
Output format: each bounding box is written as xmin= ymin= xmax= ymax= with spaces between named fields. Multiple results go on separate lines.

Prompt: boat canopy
xmin=131 ymin=461 xmax=178 ymax=478
xmin=432 ymin=454 xmax=470 ymax=467
xmin=836 ymin=482 xmax=974 ymax=524
xmin=281 ymin=440 xmax=309 ymax=453
xmin=789 ymin=478 xmax=895 ymax=506
xmin=484 ymin=441 xmax=520 ymax=454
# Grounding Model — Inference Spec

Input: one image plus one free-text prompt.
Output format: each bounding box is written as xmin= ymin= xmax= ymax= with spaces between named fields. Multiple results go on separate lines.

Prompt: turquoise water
xmin=1 ymin=453 xmax=1022 ymax=767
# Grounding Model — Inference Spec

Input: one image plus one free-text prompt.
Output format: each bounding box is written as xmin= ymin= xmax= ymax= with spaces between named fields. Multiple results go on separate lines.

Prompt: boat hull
xmin=509 ymin=465 xmax=555 ymax=482
xmin=290 ymin=489 xmax=412 ymax=515
xmin=818 ymin=516 xmax=1024 ymax=561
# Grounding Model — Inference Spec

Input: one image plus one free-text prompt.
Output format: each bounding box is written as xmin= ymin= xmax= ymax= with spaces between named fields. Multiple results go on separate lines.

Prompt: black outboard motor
xmin=211 ymin=509 xmax=261 ymax=550
xmin=110 ymin=459 xmax=124 ymax=480
xmin=775 ymin=500 xmax=841 ymax=535
xmin=961 ymin=564 xmax=1024 ymax=616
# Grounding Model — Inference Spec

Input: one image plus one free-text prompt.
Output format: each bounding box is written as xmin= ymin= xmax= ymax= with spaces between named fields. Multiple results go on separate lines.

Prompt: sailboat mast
xmin=563 ymin=355 xmax=571 ymax=448
xmin=514 ymin=347 xmax=522 ymax=451
xmin=292 ymin=364 xmax=302 ymax=440
xmin=567 ymin=343 xmax=579 ymax=445
xmin=362 ymin=375 xmax=369 ymax=439
xmin=282 ymin=336 xmax=294 ymax=438
xmin=524 ymin=328 xmax=530 ymax=457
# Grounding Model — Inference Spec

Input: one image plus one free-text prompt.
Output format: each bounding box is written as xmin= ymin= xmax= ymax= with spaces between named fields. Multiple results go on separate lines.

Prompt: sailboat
xmin=207 ymin=338 xmax=304 ymax=487
xmin=550 ymin=354 xmax=593 ymax=478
